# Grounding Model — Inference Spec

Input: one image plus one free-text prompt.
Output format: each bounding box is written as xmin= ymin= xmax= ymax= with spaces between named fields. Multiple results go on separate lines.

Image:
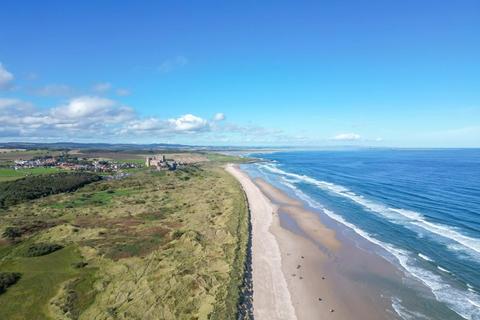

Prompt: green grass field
xmin=116 ymin=158 xmax=145 ymax=165
xmin=0 ymin=167 xmax=65 ymax=182
xmin=0 ymin=244 xmax=93 ymax=320
xmin=204 ymin=153 xmax=253 ymax=164
xmin=0 ymin=158 xmax=249 ymax=319
xmin=0 ymin=150 xmax=62 ymax=162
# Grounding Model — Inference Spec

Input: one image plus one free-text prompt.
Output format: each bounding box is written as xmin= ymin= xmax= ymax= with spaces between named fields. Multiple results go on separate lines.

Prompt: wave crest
xmin=259 ymin=163 xmax=480 ymax=257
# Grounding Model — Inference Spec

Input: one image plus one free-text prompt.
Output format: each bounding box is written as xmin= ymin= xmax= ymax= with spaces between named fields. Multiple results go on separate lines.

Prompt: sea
xmin=243 ymin=149 xmax=480 ymax=320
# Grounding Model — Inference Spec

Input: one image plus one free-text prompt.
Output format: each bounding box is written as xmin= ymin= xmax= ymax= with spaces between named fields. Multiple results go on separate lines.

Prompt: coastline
xmin=226 ymin=164 xmax=297 ymax=320
xmin=227 ymin=164 xmax=396 ymax=320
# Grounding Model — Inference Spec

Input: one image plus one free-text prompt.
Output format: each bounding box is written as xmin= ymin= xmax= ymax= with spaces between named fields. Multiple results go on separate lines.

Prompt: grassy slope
xmin=0 ymin=244 xmax=92 ymax=320
xmin=0 ymin=162 xmax=248 ymax=320
xmin=0 ymin=167 xmax=65 ymax=182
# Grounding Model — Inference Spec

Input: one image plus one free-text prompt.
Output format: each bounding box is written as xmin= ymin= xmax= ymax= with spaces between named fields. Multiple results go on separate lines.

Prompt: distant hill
xmin=0 ymin=142 xmax=278 ymax=152
xmin=0 ymin=142 xmax=190 ymax=151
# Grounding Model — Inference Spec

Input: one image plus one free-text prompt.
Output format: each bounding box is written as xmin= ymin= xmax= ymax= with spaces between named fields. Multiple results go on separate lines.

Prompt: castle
xmin=145 ymin=155 xmax=166 ymax=167
xmin=145 ymin=155 xmax=177 ymax=170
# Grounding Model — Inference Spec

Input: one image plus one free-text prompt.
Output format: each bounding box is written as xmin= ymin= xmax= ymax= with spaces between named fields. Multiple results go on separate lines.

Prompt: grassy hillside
xmin=0 ymin=167 xmax=67 ymax=182
xmin=0 ymin=163 xmax=248 ymax=320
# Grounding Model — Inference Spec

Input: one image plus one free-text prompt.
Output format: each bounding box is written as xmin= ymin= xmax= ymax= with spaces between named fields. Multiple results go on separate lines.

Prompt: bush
xmin=2 ymin=221 xmax=58 ymax=240
xmin=72 ymin=261 xmax=88 ymax=268
xmin=2 ymin=227 xmax=22 ymax=240
xmin=0 ymin=272 xmax=21 ymax=294
xmin=25 ymin=243 xmax=64 ymax=257
xmin=172 ymin=229 xmax=184 ymax=239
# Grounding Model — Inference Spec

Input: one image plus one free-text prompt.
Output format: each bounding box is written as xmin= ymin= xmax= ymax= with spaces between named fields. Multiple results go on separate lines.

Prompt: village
xmin=12 ymin=154 xmax=141 ymax=173
xmin=11 ymin=153 xmax=193 ymax=173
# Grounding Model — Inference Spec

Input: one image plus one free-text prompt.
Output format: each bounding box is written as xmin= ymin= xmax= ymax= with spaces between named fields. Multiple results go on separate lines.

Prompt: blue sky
xmin=0 ymin=1 xmax=479 ymax=147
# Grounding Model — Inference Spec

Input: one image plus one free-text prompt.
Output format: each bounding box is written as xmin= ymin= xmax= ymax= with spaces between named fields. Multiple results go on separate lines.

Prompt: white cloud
xmin=0 ymin=63 xmax=14 ymax=89
xmin=0 ymin=96 xmax=223 ymax=140
xmin=213 ymin=113 xmax=226 ymax=121
xmin=332 ymin=133 xmax=361 ymax=141
xmin=0 ymin=91 xmax=294 ymax=144
xmin=52 ymin=96 xmax=116 ymax=119
xmin=34 ymin=84 xmax=74 ymax=96
xmin=158 ymin=56 xmax=188 ymax=73
xmin=0 ymin=98 xmax=22 ymax=109
xmin=168 ymin=114 xmax=209 ymax=132
xmin=124 ymin=113 xmax=220 ymax=136
xmin=125 ymin=118 xmax=170 ymax=132
xmin=0 ymin=98 xmax=33 ymax=113
xmin=116 ymin=88 xmax=131 ymax=96
xmin=92 ymin=82 xmax=112 ymax=93
xmin=0 ymin=96 xmax=136 ymax=139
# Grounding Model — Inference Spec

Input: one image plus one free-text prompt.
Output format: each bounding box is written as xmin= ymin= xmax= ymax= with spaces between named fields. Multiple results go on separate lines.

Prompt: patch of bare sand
xmin=255 ymin=179 xmax=303 ymax=206
xmin=281 ymin=206 xmax=340 ymax=252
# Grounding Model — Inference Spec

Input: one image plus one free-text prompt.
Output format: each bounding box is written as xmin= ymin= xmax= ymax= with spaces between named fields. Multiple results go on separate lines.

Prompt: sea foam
xmin=391 ymin=298 xmax=431 ymax=320
xmin=259 ymin=163 xmax=480 ymax=258
xmin=418 ymin=253 xmax=434 ymax=262
xmin=437 ymin=266 xmax=451 ymax=274
xmin=259 ymin=163 xmax=480 ymax=320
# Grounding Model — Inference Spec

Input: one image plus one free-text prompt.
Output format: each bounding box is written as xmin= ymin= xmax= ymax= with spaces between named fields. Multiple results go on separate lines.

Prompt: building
xmin=145 ymin=155 xmax=179 ymax=170
xmin=145 ymin=155 xmax=166 ymax=167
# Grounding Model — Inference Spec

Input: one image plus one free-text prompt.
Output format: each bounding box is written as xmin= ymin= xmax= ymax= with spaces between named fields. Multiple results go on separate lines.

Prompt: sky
xmin=0 ymin=1 xmax=479 ymax=147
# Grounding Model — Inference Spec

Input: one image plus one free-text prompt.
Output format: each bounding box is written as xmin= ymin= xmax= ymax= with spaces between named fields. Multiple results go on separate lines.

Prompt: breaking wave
xmin=259 ymin=163 xmax=480 ymax=259
xmin=418 ymin=253 xmax=434 ymax=262
xmin=392 ymin=298 xmax=431 ymax=320
xmin=262 ymin=164 xmax=480 ymax=319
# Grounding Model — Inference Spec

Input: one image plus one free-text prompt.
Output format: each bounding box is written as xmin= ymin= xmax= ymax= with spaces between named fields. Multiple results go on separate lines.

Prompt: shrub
xmin=72 ymin=261 xmax=88 ymax=268
xmin=25 ymin=243 xmax=64 ymax=257
xmin=2 ymin=227 xmax=22 ymax=240
xmin=2 ymin=221 xmax=58 ymax=240
xmin=172 ymin=229 xmax=184 ymax=239
xmin=0 ymin=272 xmax=21 ymax=294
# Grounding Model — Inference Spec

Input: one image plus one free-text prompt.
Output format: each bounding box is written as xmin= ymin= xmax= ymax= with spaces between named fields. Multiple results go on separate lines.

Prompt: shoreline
xmin=226 ymin=164 xmax=297 ymax=320
xmin=227 ymin=164 xmax=396 ymax=319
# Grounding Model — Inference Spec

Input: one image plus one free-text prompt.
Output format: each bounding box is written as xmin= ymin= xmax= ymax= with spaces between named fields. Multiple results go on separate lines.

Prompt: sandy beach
xmin=226 ymin=164 xmax=297 ymax=320
xmin=227 ymin=164 xmax=396 ymax=320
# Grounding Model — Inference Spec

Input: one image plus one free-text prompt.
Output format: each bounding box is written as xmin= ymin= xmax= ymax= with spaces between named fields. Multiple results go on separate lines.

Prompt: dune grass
xmin=0 ymin=161 xmax=249 ymax=319
xmin=0 ymin=244 xmax=93 ymax=320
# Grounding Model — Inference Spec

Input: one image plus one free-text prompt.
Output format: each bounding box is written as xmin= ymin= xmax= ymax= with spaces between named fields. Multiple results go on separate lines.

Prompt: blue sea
xmin=245 ymin=149 xmax=480 ymax=320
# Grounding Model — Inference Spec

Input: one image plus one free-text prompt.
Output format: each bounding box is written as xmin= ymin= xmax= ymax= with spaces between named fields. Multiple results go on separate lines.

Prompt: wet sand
xmin=227 ymin=164 xmax=399 ymax=320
